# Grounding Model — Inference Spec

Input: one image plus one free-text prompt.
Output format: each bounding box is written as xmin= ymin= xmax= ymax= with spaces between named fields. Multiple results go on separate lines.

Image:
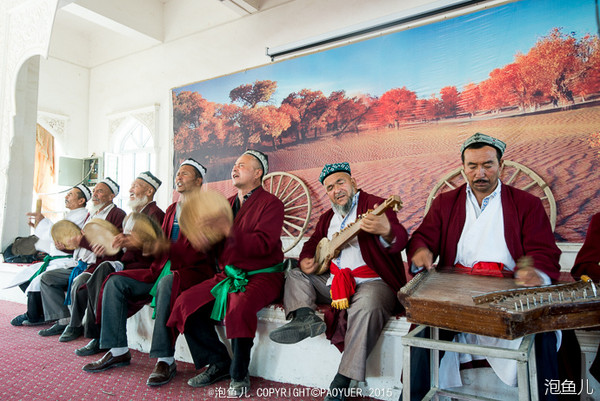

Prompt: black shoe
xmin=83 ymin=351 xmax=131 ymax=372
xmin=269 ymin=312 xmax=326 ymax=344
xmin=10 ymin=313 xmax=28 ymax=326
xmin=75 ymin=339 xmax=104 ymax=357
xmin=38 ymin=323 xmax=67 ymax=337
xmin=147 ymin=361 xmax=177 ymax=386
xmin=228 ymin=374 xmax=250 ymax=397
xmin=187 ymin=363 xmax=231 ymax=387
xmin=59 ymin=325 xmax=83 ymax=342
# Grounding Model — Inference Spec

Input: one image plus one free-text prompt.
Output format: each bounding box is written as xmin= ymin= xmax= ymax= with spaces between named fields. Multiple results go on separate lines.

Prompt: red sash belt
xmin=329 ymin=262 xmax=379 ymax=310
xmin=454 ymin=261 xmax=512 ymax=278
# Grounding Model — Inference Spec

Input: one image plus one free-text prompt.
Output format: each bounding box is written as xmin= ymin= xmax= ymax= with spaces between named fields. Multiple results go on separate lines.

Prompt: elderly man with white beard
xmin=59 ymin=172 xmax=166 ymax=351
xmin=10 ymin=184 xmax=91 ymax=327
xmin=38 ymin=177 xmax=126 ymax=338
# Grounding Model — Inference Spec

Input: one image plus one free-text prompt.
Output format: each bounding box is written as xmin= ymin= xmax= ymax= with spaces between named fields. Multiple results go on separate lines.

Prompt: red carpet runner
xmin=0 ymin=299 xmax=377 ymax=400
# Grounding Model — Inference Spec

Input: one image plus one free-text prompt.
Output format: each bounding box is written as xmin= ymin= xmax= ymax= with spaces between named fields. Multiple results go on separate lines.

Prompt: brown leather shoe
xmin=82 ymin=351 xmax=131 ymax=373
xmin=147 ymin=361 xmax=177 ymax=386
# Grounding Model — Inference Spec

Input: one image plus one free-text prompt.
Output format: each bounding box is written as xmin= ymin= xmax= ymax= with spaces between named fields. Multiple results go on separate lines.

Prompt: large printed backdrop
xmin=172 ymin=0 xmax=600 ymax=243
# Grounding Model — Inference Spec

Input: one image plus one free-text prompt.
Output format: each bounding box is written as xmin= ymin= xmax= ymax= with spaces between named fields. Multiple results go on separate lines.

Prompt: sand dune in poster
xmin=202 ymin=105 xmax=600 ymax=242
xmin=172 ymin=0 xmax=599 ymax=243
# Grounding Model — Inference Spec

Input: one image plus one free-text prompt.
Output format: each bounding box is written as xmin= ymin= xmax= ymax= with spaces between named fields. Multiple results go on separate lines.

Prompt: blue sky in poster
xmin=174 ymin=0 xmax=597 ymax=104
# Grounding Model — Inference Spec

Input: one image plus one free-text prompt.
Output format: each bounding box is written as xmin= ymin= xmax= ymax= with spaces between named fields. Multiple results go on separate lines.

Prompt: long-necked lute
xmin=313 ymin=195 xmax=402 ymax=275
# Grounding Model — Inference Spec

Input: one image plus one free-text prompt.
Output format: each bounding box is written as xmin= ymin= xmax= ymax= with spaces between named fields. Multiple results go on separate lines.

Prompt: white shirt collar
xmin=466 ymin=180 xmax=502 ymax=215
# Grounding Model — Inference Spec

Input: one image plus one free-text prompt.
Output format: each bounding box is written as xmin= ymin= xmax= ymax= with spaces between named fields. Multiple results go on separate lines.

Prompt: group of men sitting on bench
xmin=9 ymin=133 xmax=599 ymax=401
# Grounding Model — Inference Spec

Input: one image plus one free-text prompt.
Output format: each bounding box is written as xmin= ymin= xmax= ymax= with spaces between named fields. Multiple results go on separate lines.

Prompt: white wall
xmin=38 ymin=57 xmax=89 ymax=158
xmin=61 ymin=0 xmax=440 ymax=207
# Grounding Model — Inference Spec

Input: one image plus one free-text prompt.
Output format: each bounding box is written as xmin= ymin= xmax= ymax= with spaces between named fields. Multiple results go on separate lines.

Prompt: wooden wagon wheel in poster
xmin=262 ymin=172 xmax=312 ymax=253
xmin=425 ymin=160 xmax=557 ymax=231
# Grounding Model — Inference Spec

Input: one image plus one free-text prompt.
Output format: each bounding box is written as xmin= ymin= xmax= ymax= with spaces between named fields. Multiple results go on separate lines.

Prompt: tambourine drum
xmin=83 ymin=218 xmax=121 ymax=256
xmin=123 ymin=212 xmax=164 ymax=243
xmin=51 ymin=220 xmax=81 ymax=250
xmin=179 ymin=189 xmax=233 ymax=246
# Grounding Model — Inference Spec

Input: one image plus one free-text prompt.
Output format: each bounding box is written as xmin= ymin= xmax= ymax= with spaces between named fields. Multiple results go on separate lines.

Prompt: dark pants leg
xmin=69 ymin=272 xmax=91 ymax=327
xmin=26 ymin=292 xmax=44 ymax=322
xmin=536 ymin=332 xmax=559 ymax=401
xmin=231 ymin=337 xmax=253 ymax=380
xmin=149 ymin=274 xmax=175 ymax=358
xmin=83 ymin=262 xmax=115 ymax=339
xmin=99 ymin=275 xmax=153 ymax=349
xmin=184 ymin=303 xmax=231 ymax=370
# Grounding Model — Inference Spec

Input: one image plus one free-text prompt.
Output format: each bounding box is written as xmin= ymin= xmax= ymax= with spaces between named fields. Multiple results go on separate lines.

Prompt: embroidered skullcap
xmin=319 ymin=162 xmax=351 ymax=184
xmin=460 ymin=133 xmax=506 ymax=157
xmin=74 ymin=184 xmax=91 ymax=202
xmin=180 ymin=158 xmax=207 ymax=178
xmin=137 ymin=171 xmax=162 ymax=191
xmin=243 ymin=150 xmax=269 ymax=175
xmin=100 ymin=177 xmax=119 ymax=195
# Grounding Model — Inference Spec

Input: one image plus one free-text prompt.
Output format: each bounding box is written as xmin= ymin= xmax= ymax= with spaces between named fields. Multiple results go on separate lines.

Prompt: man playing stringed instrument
xmin=404 ymin=133 xmax=562 ymax=401
xmin=269 ymin=162 xmax=409 ymax=401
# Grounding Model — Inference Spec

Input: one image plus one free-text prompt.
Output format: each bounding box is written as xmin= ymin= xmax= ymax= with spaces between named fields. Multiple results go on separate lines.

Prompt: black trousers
xmin=184 ymin=302 xmax=254 ymax=380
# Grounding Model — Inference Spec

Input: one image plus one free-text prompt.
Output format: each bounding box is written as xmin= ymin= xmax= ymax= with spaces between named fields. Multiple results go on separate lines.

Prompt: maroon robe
xmin=168 ymin=186 xmax=285 ymax=339
xmin=571 ymin=212 xmax=600 ymax=281
xmin=299 ymin=190 xmax=409 ymax=350
xmin=80 ymin=205 xmax=127 ymax=273
xmin=96 ymin=202 xmax=215 ymax=322
xmin=407 ymin=183 xmax=561 ymax=280
xmin=570 ymin=213 xmax=600 ymax=382
xmin=299 ymin=190 xmax=409 ymax=292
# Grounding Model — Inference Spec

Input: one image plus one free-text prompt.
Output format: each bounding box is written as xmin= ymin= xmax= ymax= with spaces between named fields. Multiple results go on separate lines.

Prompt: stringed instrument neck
xmin=329 ymin=195 xmax=401 ymax=251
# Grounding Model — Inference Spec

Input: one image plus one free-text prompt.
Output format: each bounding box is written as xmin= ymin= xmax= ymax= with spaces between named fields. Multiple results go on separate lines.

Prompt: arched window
xmin=108 ymin=118 xmax=155 ymax=210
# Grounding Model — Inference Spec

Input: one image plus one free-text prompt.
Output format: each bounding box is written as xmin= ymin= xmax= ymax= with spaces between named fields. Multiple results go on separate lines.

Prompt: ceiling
xmin=50 ymin=0 xmax=291 ymax=68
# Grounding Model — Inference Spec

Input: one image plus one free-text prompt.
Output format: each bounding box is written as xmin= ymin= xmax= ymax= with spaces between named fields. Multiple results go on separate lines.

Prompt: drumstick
xmin=32 ymin=198 xmax=42 ymax=228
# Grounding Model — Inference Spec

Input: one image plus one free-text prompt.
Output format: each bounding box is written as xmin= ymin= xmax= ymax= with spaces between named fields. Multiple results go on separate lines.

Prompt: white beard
xmin=128 ymin=195 xmax=149 ymax=212
xmin=87 ymin=201 xmax=106 ymax=216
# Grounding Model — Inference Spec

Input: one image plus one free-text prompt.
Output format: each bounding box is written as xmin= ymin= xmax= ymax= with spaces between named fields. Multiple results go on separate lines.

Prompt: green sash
xmin=28 ymin=255 xmax=71 ymax=283
xmin=149 ymin=260 xmax=171 ymax=319
xmin=210 ymin=262 xmax=285 ymax=321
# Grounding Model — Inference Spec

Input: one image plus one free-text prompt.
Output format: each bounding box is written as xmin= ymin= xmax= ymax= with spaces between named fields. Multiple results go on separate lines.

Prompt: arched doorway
xmin=1 ymin=56 xmax=40 ymax=249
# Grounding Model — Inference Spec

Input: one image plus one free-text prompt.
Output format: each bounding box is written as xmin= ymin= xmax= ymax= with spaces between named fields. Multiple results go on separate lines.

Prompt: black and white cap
xmin=244 ymin=149 xmax=268 ymax=175
xmin=74 ymin=184 xmax=92 ymax=202
xmin=180 ymin=158 xmax=207 ymax=178
xmin=137 ymin=171 xmax=162 ymax=191
xmin=100 ymin=177 xmax=120 ymax=195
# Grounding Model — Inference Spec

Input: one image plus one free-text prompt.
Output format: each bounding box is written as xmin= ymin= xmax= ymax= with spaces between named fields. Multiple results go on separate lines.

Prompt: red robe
xmin=571 ymin=213 xmax=600 ymax=281
xmin=167 ymin=186 xmax=285 ymax=339
xmin=407 ymin=183 xmax=561 ymax=280
xmin=96 ymin=202 xmax=215 ymax=321
xmin=299 ymin=190 xmax=409 ymax=292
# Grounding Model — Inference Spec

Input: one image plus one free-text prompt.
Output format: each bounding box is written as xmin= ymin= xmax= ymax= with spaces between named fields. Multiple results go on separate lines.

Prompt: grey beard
xmin=332 ymin=199 xmax=353 ymax=217
xmin=87 ymin=201 xmax=106 ymax=215
xmin=128 ymin=195 xmax=149 ymax=212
